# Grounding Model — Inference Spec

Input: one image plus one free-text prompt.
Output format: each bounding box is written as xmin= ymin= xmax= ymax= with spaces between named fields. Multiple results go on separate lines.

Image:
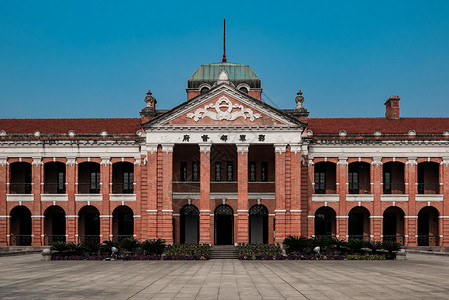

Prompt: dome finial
xmin=222 ymin=18 xmax=227 ymax=62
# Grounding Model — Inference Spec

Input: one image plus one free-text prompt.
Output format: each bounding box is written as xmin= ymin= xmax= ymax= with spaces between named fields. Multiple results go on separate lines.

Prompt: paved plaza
xmin=0 ymin=253 xmax=448 ymax=299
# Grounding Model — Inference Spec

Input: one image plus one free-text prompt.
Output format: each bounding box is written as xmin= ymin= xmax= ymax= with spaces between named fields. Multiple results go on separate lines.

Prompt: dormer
xmin=186 ymin=62 xmax=262 ymax=100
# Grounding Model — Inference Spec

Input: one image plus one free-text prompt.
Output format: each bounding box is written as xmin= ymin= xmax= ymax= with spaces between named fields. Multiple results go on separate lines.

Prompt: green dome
xmin=188 ymin=62 xmax=261 ymax=89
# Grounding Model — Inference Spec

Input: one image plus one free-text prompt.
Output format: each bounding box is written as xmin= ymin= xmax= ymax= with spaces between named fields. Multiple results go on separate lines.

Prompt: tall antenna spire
xmin=222 ymin=18 xmax=227 ymax=62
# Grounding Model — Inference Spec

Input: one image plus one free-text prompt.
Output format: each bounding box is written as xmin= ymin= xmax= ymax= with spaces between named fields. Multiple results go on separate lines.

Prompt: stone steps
xmin=209 ymin=245 xmax=239 ymax=259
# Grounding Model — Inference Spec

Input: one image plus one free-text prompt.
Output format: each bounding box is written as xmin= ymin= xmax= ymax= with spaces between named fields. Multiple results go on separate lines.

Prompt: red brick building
xmin=1 ymin=61 xmax=449 ymax=247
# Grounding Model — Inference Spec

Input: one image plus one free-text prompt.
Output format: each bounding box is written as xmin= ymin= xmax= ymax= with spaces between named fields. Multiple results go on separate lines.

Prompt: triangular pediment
xmin=144 ymin=84 xmax=305 ymax=129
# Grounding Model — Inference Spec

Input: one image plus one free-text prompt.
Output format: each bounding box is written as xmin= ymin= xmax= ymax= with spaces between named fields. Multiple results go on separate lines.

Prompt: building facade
xmin=1 ymin=61 xmax=449 ymax=247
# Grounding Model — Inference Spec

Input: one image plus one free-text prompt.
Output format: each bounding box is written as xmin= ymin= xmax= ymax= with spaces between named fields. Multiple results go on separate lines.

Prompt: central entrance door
xmin=214 ymin=205 xmax=233 ymax=245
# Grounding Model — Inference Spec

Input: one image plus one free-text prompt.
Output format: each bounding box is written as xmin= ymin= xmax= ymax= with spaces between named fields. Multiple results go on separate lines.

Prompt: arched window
xmin=200 ymin=87 xmax=210 ymax=94
xmin=239 ymin=87 xmax=248 ymax=93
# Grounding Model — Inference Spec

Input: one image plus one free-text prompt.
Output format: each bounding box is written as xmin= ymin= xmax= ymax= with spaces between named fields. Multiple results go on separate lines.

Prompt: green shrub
xmin=238 ymin=243 xmax=282 ymax=259
xmin=81 ymin=240 xmax=101 ymax=255
xmin=367 ymin=241 xmax=382 ymax=254
xmin=101 ymin=240 xmax=120 ymax=255
xmin=67 ymin=242 xmax=85 ymax=255
xmin=381 ymin=240 xmax=401 ymax=253
xmin=283 ymin=235 xmax=310 ymax=253
xmin=119 ymin=238 xmax=140 ymax=252
xmin=330 ymin=238 xmax=347 ymax=254
xmin=346 ymin=239 xmax=368 ymax=254
xmin=347 ymin=254 xmax=385 ymax=260
xmin=51 ymin=241 xmax=69 ymax=253
xmin=141 ymin=239 xmax=166 ymax=255
xmin=310 ymin=237 xmax=333 ymax=248
xmin=164 ymin=244 xmax=210 ymax=256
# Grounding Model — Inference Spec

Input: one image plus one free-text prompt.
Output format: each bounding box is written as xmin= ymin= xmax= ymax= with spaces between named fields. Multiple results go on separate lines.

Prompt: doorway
xmin=214 ymin=205 xmax=233 ymax=245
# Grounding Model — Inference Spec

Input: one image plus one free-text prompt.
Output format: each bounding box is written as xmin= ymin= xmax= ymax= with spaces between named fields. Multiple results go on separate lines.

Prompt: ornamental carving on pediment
xmin=186 ymin=96 xmax=262 ymax=122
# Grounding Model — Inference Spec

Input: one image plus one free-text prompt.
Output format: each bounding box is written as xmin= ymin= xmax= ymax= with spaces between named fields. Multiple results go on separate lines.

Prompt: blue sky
xmin=1 ymin=0 xmax=448 ymax=118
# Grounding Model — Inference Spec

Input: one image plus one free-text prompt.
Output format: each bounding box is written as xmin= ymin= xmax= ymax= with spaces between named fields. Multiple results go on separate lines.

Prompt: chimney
xmin=385 ymin=95 xmax=401 ymax=120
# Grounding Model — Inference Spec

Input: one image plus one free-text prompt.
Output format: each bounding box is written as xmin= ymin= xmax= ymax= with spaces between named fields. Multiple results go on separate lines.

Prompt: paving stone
xmin=1 ymin=254 xmax=449 ymax=299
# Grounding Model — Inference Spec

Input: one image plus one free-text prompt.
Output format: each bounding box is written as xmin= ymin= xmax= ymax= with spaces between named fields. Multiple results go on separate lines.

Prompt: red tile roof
xmin=1 ymin=117 xmax=448 ymax=136
xmin=307 ymin=118 xmax=449 ymax=134
xmin=0 ymin=118 xmax=142 ymax=134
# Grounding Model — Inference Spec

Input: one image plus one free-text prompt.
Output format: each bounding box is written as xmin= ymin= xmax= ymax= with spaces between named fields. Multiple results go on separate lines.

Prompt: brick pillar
xmin=160 ymin=144 xmax=173 ymax=244
xmin=100 ymin=157 xmax=111 ymax=242
xmin=237 ymin=144 xmax=249 ymax=244
xmin=199 ymin=144 xmax=211 ymax=244
xmin=144 ymin=146 xmax=158 ymax=240
xmin=65 ymin=158 xmax=76 ymax=243
xmin=274 ymin=144 xmax=287 ymax=243
xmin=337 ymin=158 xmax=348 ymax=240
xmin=290 ymin=145 xmax=301 ymax=236
xmin=406 ymin=158 xmax=418 ymax=246
xmin=133 ymin=157 xmax=142 ymax=240
xmin=31 ymin=158 xmax=42 ymax=246
xmin=0 ymin=159 xmax=7 ymax=245
xmin=372 ymin=158 xmax=383 ymax=241
xmin=307 ymin=159 xmax=314 ymax=237
xmin=441 ymin=159 xmax=449 ymax=246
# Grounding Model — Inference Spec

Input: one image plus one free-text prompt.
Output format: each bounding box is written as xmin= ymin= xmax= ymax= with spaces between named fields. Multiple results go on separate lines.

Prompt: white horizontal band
xmin=146 ymin=209 xmax=158 ymax=213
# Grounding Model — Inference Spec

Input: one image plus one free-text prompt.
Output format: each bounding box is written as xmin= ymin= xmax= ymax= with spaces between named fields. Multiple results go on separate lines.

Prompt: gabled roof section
xmin=144 ymin=84 xmax=305 ymax=129
xmin=188 ymin=62 xmax=261 ymax=89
